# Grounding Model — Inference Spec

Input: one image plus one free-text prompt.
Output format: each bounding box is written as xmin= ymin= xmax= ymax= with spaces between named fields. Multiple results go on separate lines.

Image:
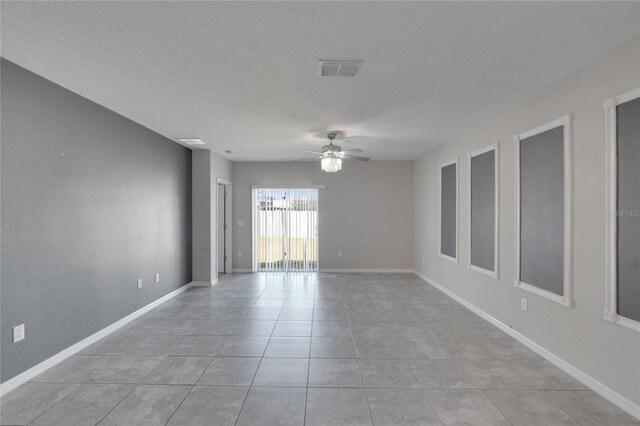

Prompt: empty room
xmin=1 ymin=1 xmax=639 ymax=425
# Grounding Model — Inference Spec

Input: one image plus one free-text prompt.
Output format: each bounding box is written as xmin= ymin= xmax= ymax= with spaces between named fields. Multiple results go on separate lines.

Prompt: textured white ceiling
xmin=2 ymin=1 xmax=639 ymax=160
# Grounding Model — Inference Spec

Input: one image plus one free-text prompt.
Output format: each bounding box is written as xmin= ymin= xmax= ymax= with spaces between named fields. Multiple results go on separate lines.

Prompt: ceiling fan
xmin=301 ymin=132 xmax=370 ymax=172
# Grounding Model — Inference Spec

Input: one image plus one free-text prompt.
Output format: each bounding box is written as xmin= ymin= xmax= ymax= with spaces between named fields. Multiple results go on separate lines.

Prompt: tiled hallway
xmin=1 ymin=273 xmax=637 ymax=425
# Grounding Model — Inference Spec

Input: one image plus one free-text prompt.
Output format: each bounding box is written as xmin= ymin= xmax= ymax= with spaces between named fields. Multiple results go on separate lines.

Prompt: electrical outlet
xmin=137 ymin=279 xmax=143 ymax=289
xmin=521 ymin=298 xmax=528 ymax=311
xmin=238 ymin=220 xmax=244 ymax=227
xmin=337 ymin=251 xmax=343 ymax=258
xmin=13 ymin=324 xmax=25 ymax=343
xmin=155 ymin=273 xmax=160 ymax=283
xmin=238 ymin=251 xmax=242 ymax=258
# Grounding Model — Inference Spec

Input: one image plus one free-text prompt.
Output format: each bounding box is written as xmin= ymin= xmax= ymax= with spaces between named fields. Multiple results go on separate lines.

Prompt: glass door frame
xmin=251 ymin=185 xmax=323 ymax=272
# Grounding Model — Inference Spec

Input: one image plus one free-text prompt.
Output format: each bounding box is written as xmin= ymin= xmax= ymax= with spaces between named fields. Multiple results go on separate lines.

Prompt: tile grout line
xmin=233 ymin=300 xmax=278 ymax=426
xmin=26 ymin=354 xmax=169 ymax=425
xmin=159 ymin=349 xmax=219 ymax=426
xmin=302 ymin=296 xmax=318 ymax=426
xmin=349 ymin=307 xmax=375 ymax=426
xmin=21 ymin=383 xmax=82 ymax=426
xmin=90 ymin=383 xmax=137 ymax=426
xmin=161 ymin=384 xmax=195 ymax=426
xmin=478 ymin=388 xmax=515 ymax=426
xmin=536 ymin=390 xmax=592 ymax=426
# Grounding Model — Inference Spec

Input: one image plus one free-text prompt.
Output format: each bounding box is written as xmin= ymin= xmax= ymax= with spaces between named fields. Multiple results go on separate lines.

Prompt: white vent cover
xmin=176 ymin=138 xmax=205 ymax=145
xmin=318 ymin=60 xmax=362 ymax=77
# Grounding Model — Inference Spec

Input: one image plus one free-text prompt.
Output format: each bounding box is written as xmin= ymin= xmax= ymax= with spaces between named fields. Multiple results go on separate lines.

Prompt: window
xmin=468 ymin=143 xmax=499 ymax=278
xmin=514 ymin=115 xmax=573 ymax=307
xmin=604 ymin=88 xmax=640 ymax=331
xmin=439 ymin=158 xmax=458 ymax=263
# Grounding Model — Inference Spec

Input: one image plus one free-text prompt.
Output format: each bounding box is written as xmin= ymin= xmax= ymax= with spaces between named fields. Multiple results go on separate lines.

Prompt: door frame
xmin=251 ymin=185 xmax=323 ymax=272
xmin=216 ymin=178 xmax=232 ymax=275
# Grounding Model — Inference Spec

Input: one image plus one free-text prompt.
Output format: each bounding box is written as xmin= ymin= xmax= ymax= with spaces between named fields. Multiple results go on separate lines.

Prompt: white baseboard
xmin=191 ymin=279 xmax=218 ymax=287
xmin=319 ymin=268 xmax=415 ymax=273
xmin=231 ymin=268 xmax=252 ymax=273
xmin=0 ymin=281 xmax=194 ymax=397
xmin=412 ymin=270 xmax=640 ymax=420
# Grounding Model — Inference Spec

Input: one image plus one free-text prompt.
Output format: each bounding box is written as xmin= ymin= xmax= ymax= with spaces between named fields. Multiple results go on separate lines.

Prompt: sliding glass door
xmin=252 ymin=188 xmax=318 ymax=272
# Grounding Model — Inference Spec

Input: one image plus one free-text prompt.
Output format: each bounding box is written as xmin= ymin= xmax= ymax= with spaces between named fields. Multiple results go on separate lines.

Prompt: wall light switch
xmin=422 ymin=256 xmax=425 ymax=264
xmin=238 ymin=251 xmax=242 ymax=258
xmin=155 ymin=273 xmax=160 ymax=283
xmin=13 ymin=324 xmax=25 ymax=343
xmin=521 ymin=298 xmax=528 ymax=311
xmin=238 ymin=220 xmax=244 ymax=227
xmin=137 ymin=279 xmax=143 ymax=289
xmin=337 ymin=251 xmax=343 ymax=258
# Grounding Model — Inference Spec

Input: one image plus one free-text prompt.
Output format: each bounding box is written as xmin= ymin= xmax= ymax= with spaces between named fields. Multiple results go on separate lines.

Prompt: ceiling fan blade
xmin=342 ymin=155 xmax=370 ymax=162
xmin=303 ymin=150 xmax=324 ymax=155
xmin=295 ymin=157 xmax=322 ymax=162
xmin=340 ymin=148 xmax=363 ymax=154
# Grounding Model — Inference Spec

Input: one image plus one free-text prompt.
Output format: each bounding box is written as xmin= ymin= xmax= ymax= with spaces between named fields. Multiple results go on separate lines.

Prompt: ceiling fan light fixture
xmin=321 ymin=156 xmax=342 ymax=173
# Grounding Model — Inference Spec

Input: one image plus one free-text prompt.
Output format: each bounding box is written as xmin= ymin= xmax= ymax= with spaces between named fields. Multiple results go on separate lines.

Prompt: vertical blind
xmin=253 ymin=188 xmax=318 ymax=272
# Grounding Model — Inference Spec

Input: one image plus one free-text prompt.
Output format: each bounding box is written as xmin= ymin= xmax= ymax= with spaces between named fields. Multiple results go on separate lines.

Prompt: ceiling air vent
xmin=318 ymin=60 xmax=363 ymax=77
xmin=176 ymin=138 xmax=205 ymax=145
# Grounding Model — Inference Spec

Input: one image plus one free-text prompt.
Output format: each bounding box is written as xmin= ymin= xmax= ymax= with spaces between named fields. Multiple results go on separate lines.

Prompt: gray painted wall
xmin=232 ymin=161 xmax=413 ymax=270
xmin=413 ymin=37 xmax=640 ymax=405
xmin=192 ymin=151 xmax=212 ymax=282
xmin=192 ymin=150 xmax=231 ymax=283
xmin=440 ymin=163 xmax=457 ymax=258
xmin=616 ymin=97 xmax=640 ymax=321
xmin=1 ymin=59 xmax=192 ymax=383
xmin=470 ymin=150 xmax=496 ymax=271
xmin=519 ymin=126 xmax=565 ymax=295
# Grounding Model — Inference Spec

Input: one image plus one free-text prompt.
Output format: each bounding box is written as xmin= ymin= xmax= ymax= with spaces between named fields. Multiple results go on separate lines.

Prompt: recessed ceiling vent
xmin=176 ymin=138 xmax=205 ymax=145
xmin=318 ymin=60 xmax=363 ymax=77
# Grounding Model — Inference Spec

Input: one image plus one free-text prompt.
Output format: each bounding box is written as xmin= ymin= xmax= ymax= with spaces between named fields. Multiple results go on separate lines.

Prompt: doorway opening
xmin=217 ymin=179 xmax=231 ymax=276
xmin=252 ymin=187 xmax=318 ymax=272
